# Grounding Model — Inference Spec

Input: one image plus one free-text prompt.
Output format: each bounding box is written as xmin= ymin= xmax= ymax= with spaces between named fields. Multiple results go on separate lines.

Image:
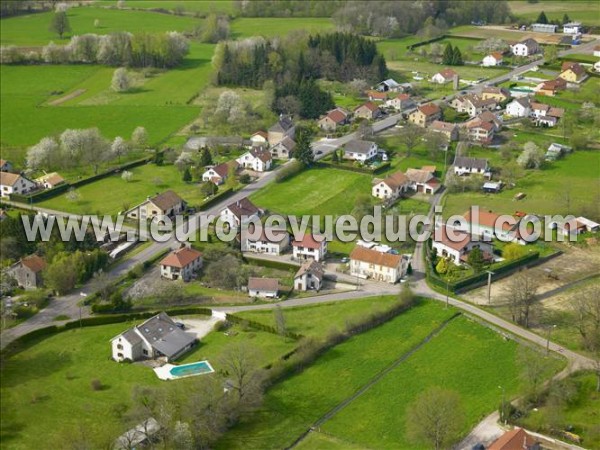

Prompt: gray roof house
xmin=453 ymin=156 xmax=490 ymax=176
xmin=111 ymin=312 xmax=197 ymax=362
xmin=343 ymin=140 xmax=378 ymax=162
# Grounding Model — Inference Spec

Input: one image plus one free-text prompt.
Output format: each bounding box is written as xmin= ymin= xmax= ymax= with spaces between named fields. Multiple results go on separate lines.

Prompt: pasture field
xmin=218 ymin=301 xmax=564 ymax=449
xmin=250 ymin=167 xmax=373 ymax=216
xmin=0 ymin=6 xmax=200 ymax=46
xmin=442 ymin=150 xmax=600 ymax=218
xmin=320 ymin=316 xmax=563 ymax=449
xmin=230 ymin=17 xmax=334 ymax=39
xmin=38 ymin=163 xmax=207 ymax=214
xmin=0 ymin=63 xmax=200 ymax=162
xmin=509 ymin=1 xmax=600 ymax=27
xmin=99 ymin=0 xmax=236 ymax=15
xmin=0 ymin=320 xmax=295 ymax=450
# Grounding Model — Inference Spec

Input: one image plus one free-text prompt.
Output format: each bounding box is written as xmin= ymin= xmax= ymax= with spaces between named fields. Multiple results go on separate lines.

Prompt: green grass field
xmin=0 ymin=320 xmax=295 ymax=450
xmin=443 ymin=150 xmax=600 ymax=218
xmin=38 ymin=163 xmax=207 ymax=214
xmin=509 ymin=1 xmax=600 ymax=27
xmin=101 ymin=0 xmax=236 ymax=15
xmin=230 ymin=17 xmax=334 ymax=39
xmin=250 ymin=167 xmax=373 ymax=216
xmin=0 ymin=6 xmax=201 ymax=46
xmin=218 ymin=301 xmax=564 ymax=449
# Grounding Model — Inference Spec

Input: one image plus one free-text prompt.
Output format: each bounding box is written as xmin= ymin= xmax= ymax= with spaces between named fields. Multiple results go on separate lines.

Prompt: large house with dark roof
xmin=220 ymin=197 xmax=262 ymax=228
xmin=236 ymin=148 xmax=273 ymax=172
xmin=9 ymin=254 xmax=46 ymax=289
xmin=247 ymin=277 xmax=279 ymax=299
xmin=126 ymin=190 xmax=186 ymax=223
xmin=343 ymin=139 xmax=378 ymax=162
xmin=268 ymin=116 xmax=295 ymax=146
xmin=294 ymin=260 xmax=324 ymax=291
xmin=453 ymin=156 xmax=490 ymax=176
xmin=111 ymin=312 xmax=197 ymax=362
xmin=160 ymin=246 xmax=203 ymax=281
xmin=511 ymin=38 xmax=539 ymax=57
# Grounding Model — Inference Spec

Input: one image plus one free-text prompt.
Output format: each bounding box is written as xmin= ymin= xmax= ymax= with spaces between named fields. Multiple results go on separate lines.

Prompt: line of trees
xmin=1 ymin=31 xmax=189 ymax=68
xmin=442 ymin=43 xmax=464 ymax=66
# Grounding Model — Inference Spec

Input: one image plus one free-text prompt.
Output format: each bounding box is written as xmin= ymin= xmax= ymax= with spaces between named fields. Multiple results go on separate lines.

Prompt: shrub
xmin=275 ymin=160 xmax=304 ymax=183
xmin=90 ymin=379 xmax=103 ymax=391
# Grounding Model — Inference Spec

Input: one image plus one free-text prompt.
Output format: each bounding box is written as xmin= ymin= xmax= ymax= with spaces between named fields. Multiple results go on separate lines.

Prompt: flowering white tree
xmin=111 ymin=67 xmax=130 ymax=92
xmin=517 ymin=142 xmax=544 ymax=169
xmin=175 ymin=152 xmax=194 ymax=171
xmin=111 ymin=136 xmax=129 ymax=162
xmin=26 ymin=137 xmax=59 ymax=170
xmin=121 ymin=170 xmax=133 ymax=182
xmin=132 ymin=126 xmax=148 ymax=148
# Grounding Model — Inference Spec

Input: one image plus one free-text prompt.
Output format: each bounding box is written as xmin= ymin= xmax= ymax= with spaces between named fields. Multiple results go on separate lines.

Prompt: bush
xmin=90 ymin=379 xmax=103 ymax=391
xmin=275 ymin=160 xmax=304 ymax=183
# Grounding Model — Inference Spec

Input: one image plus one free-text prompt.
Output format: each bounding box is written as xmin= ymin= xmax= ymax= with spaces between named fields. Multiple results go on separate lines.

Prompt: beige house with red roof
xmin=430 ymin=120 xmax=458 ymax=141
xmin=292 ymin=233 xmax=328 ymax=261
xmin=405 ymin=168 xmax=441 ymax=194
xmin=9 ymin=254 xmax=46 ymax=289
xmin=465 ymin=118 xmax=495 ymax=144
xmin=318 ymin=108 xmax=349 ymax=131
xmin=372 ymin=171 xmax=410 ymax=200
xmin=35 ymin=172 xmax=65 ymax=189
xmin=385 ymin=93 xmax=414 ymax=111
xmin=126 ymin=190 xmax=186 ymax=223
xmin=236 ymin=149 xmax=272 ymax=172
xmin=349 ymin=245 xmax=406 ymax=283
xmin=354 ymin=102 xmax=381 ymax=120
xmin=249 ymin=131 xmax=268 ymax=147
xmin=535 ymin=78 xmax=566 ymax=96
xmin=431 ymin=68 xmax=457 ymax=84
xmin=160 ymin=246 xmax=203 ymax=281
xmin=0 ymin=172 xmax=37 ymax=198
xmin=481 ymin=87 xmax=510 ymax=103
xmin=432 ymin=225 xmax=493 ymax=266
xmin=559 ymin=62 xmax=587 ymax=83
xmin=409 ymin=103 xmax=441 ymax=127
xmin=482 ymin=52 xmax=503 ymax=67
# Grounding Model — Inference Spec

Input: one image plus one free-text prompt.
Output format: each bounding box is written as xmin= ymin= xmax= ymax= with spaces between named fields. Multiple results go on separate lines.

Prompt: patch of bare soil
xmin=48 ymin=88 xmax=86 ymax=106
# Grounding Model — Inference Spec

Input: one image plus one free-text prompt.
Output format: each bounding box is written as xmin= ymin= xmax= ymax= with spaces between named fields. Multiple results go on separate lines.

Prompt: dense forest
xmin=215 ymin=32 xmax=387 ymax=118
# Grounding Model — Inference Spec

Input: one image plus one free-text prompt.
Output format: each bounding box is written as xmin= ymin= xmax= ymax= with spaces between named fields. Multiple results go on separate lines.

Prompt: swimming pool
xmin=154 ymin=361 xmax=214 ymax=380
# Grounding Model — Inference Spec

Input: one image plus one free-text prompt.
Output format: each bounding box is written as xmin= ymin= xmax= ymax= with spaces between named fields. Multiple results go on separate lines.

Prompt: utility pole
xmin=445 ymin=276 xmax=450 ymax=308
xmin=546 ymin=324 xmax=556 ymax=355
xmin=498 ymin=385 xmax=507 ymax=425
xmin=486 ymin=270 xmax=494 ymax=305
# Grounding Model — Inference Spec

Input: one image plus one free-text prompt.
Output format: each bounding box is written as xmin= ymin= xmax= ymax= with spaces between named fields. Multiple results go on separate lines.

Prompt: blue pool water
xmin=169 ymin=361 xmax=214 ymax=378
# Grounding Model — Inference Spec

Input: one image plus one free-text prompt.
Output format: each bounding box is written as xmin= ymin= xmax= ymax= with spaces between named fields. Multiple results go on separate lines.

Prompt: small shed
xmin=482 ymin=181 xmax=502 ymax=194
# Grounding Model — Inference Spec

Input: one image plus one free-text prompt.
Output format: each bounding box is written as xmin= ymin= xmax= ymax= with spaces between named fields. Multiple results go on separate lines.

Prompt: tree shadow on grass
xmin=1 ymin=349 xmax=73 ymax=388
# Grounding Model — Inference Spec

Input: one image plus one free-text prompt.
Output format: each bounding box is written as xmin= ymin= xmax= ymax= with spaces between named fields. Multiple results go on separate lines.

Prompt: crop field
xmin=218 ymin=301 xmax=564 ymax=449
xmin=0 ymin=6 xmax=200 ymax=46
xmin=443 ymin=150 xmax=600 ymax=218
xmin=509 ymin=1 xmax=600 ymax=26
xmin=0 ymin=320 xmax=295 ymax=450
xmin=250 ymin=167 xmax=373 ymax=216
xmin=38 ymin=163 xmax=207 ymax=214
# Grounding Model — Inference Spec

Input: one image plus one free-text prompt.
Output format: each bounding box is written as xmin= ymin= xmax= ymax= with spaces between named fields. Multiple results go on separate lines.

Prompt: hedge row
xmin=225 ymin=313 xmax=303 ymax=340
xmin=407 ymin=35 xmax=447 ymax=50
xmin=198 ymin=187 xmax=235 ymax=211
xmin=10 ymin=154 xmax=159 ymax=204
xmin=316 ymin=161 xmax=391 ymax=175
xmin=2 ymin=306 xmax=212 ymax=357
xmin=427 ymin=249 xmax=540 ymax=293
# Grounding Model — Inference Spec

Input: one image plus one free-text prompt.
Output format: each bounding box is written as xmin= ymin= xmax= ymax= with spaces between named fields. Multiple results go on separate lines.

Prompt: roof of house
xmin=454 ymin=156 xmax=489 ymax=170
xmin=251 ymin=131 xmax=268 ymax=140
xmin=160 ymin=246 xmax=202 ymax=269
xmin=269 ymin=116 xmax=294 ymax=133
xmin=394 ymin=93 xmax=411 ymax=101
xmin=294 ymin=259 xmax=324 ymax=281
xmin=274 ymin=136 xmax=297 ymax=151
xmin=548 ymin=107 xmax=564 ymax=118
xmin=345 ymin=139 xmax=375 ymax=154
xmin=430 ymin=120 xmax=457 ymax=132
xmin=437 ymin=68 xmax=458 ymax=79
xmin=530 ymin=102 xmax=550 ymax=112
xmin=225 ymin=197 xmax=260 ymax=220
xmin=540 ymin=78 xmax=566 ymax=90
xmin=379 ymin=78 xmax=400 ymax=87
xmin=248 ymin=277 xmax=279 ymax=292
xmin=292 ymin=233 xmax=325 ymax=250
xmin=0 ymin=159 xmax=10 ymax=167
xmin=36 ymin=172 xmax=65 ymax=186
xmin=20 ymin=254 xmax=46 ymax=273
xmin=421 ymin=165 xmax=436 ymax=173
xmin=0 ymin=171 xmax=23 ymax=187
xmin=324 ymin=108 xmax=348 ymax=124
xmin=434 ymin=225 xmax=473 ymax=252
xmin=490 ymin=51 xmax=504 ymax=60
xmin=463 ymin=209 xmax=514 ymax=232
xmin=379 ymin=171 xmax=409 ymax=190
xmin=250 ymin=148 xmax=272 ymax=163
xmin=467 ymin=119 xmax=494 ymax=131
xmin=483 ymin=86 xmax=509 ymax=96
xmin=562 ymin=62 xmax=586 ymax=76
xmin=367 ymin=90 xmax=387 ymax=100
xmin=517 ymin=38 xmax=538 ymax=49
xmin=406 ymin=168 xmax=434 ymax=184
xmin=350 ymin=246 xmax=402 ymax=268
xmin=418 ymin=102 xmax=441 ymax=116
xmin=150 ymin=190 xmax=185 ymax=211
xmin=510 ymin=97 xmax=531 ymax=108
xmin=488 ymin=428 xmax=537 ymax=450
xmin=479 ymin=111 xmax=502 ymax=126
xmin=355 ymin=101 xmax=379 ymax=112
xmin=134 ymin=312 xmax=197 ymax=358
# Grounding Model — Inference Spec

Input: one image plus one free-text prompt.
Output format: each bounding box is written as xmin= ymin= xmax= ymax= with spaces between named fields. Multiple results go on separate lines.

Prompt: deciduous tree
xmin=49 ymin=11 xmax=71 ymax=39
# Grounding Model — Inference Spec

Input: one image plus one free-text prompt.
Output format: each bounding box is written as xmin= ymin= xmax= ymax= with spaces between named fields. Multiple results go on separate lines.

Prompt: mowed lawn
xmin=0 ymin=320 xmax=295 ymax=450
xmin=38 ymin=163 xmax=206 ymax=215
xmin=443 ymin=151 xmax=600 ymax=218
xmin=0 ymin=64 xmax=200 ymax=161
xmin=250 ymin=167 xmax=373 ymax=216
xmin=96 ymin=0 xmax=236 ymax=14
xmin=321 ymin=316 xmax=564 ymax=449
xmin=0 ymin=6 xmax=200 ymax=46
xmin=230 ymin=17 xmax=334 ymax=39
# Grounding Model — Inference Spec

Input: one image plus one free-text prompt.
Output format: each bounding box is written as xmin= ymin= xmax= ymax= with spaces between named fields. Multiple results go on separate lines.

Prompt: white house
xmin=453 ymin=156 xmax=490 ymax=176
xmin=35 ymin=172 xmax=65 ymax=189
xmin=372 ymin=171 xmax=410 ymax=200
xmin=247 ymin=277 xmax=279 ymax=299
xmin=349 ymin=245 xmax=406 ymax=284
xmin=220 ymin=197 xmax=261 ymax=228
xmin=241 ymin=227 xmax=290 ymax=255
xmin=125 ymin=190 xmax=186 ymax=223
xmin=482 ymin=52 xmax=504 ymax=67
xmin=294 ymin=259 xmax=324 ymax=291
xmin=405 ymin=168 xmax=441 ymax=194
xmin=506 ymin=97 xmax=531 ymax=118
xmin=563 ymin=22 xmax=582 ymax=34
xmin=595 ymin=60 xmax=600 ymax=73
xmin=236 ymin=149 xmax=272 ymax=172
xmin=385 ymin=93 xmax=414 ymax=111
xmin=292 ymin=233 xmax=327 ymax=261
xmin=160 ymin=246 xmax=203 ymax=281
xmin=202 ymin=161 xmax=238 ymax=185
xmin=432 ymin=225 xmax=494 ymax=266
xmin=343 ymin=140 xmax=378 ymax=162
xmin=249 ymin=131 xmax=268 ymax=147
xmin=511 ymin=38 xmax=539 ymax=57
xmin=461 ymin=209 xmax=527 ymax=245
xmin=431 ymin=68 xmax=458 ymax=84
xmin=0 ymin=159 xmax=13 ymax=172
xmin=0 ymin=172 xmax=37 ymax=198
xmin=111 ymin=312 xmax=197 ymax=362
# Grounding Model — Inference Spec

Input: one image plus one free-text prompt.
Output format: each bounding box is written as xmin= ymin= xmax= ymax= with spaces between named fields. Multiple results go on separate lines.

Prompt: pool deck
xmin=154 ymin=361 xmax=215 ymax=381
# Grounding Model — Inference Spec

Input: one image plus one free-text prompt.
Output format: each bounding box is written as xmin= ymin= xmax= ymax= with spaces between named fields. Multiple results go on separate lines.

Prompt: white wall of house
xmin=482 ymin=55 xmax=500 ymax=66
xmin=160 ymin=258 xmax=202 ymax=281
xmin=349 ymin=259 xmax=404 ymax=283
xmin=431 ymin=73 xmax=449 ymax=84
xmin=0 ymin=176 xmax=36 ymax=198
xmin=243 ymin=236 xmax=290 ymax=254
xmin=372 ymin=181 xmax=402 ymax=200
xmin=292 ymin=242 xmax=327 ymax=261
xmin=506 ymin=101 xmax=530 ymax=117
xmin=248 ymin=288 xmax=278 ymax=298
xmin=202 ymin=168 xmax=224 ymax=184
xmin=511 ymin=43 xmax=530 ymax=56
xmin=294 ymin=273 xmax=321 ymax=291
xmin=112 ymin=333 xmax=151 ymax=362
